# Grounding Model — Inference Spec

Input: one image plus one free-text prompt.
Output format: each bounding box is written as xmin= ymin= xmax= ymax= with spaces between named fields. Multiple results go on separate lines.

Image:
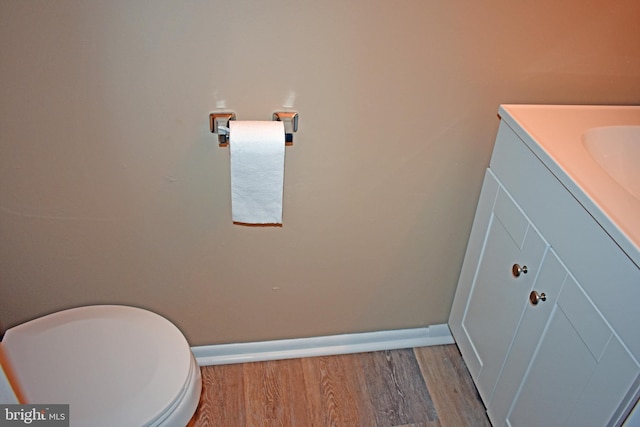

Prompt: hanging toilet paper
xmin=229 ymin=121 xmax=286 ymax=225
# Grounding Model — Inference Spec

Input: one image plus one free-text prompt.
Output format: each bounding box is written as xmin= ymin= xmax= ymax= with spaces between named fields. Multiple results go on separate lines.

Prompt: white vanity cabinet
xmin=449 ymin=117 xmax=640 ymax=427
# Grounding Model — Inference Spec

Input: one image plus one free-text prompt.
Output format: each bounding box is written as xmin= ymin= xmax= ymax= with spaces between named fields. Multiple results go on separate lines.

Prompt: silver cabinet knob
xmin=512 ymin=263 xmax=528 ymax=277
xmin=529 ymin=291 xmax=547 ymax=305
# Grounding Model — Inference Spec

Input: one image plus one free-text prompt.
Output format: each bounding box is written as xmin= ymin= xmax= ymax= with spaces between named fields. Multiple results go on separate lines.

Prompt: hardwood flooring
xmin=188 ymin=344 xmax=490 ymax=427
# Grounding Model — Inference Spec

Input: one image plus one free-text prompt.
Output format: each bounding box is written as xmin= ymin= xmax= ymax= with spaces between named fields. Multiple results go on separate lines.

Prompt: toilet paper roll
xmin=229 ymin=121 xmax=286 ymax=225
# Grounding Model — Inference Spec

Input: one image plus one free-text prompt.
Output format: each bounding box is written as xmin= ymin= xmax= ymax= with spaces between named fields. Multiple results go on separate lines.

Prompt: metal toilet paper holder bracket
xmin=272 ymin=111 xmax=299 ymax=144
xmin=210 ymin=112 xmax=236 ymax=145
xmin=210 ymin=111 xmax=299 ymax=145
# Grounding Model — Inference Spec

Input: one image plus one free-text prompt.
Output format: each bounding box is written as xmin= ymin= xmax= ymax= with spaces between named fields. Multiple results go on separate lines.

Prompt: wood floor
xmin=188 ymin=344 xmax=490 ymax=427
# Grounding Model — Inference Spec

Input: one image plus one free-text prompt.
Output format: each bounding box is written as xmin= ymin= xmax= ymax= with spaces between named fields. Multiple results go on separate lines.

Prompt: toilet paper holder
xmin=210 ymin=111 xmax=298 ymax=145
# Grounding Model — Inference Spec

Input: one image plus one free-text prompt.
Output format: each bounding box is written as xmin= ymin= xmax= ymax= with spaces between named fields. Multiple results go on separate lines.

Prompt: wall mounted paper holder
xmin=209 ymin=111 xmax=299 ymax=145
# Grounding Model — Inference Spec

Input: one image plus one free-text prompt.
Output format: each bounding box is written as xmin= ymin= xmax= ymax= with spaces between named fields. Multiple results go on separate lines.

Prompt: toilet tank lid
xmin=1 ymin=305 xmax=194 ymax=426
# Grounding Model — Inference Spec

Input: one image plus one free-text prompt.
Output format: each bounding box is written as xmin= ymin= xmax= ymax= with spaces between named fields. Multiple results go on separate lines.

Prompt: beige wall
xmin=1 ymin=0 xmax=639 ymax=345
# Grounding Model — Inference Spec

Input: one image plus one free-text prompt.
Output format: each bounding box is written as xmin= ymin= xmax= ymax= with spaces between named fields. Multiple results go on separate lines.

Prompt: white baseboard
xmin=191 ymin=324 xmax=454 ymax=366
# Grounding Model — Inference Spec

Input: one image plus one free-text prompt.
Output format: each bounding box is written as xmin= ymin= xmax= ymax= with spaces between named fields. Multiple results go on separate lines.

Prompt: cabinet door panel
xmin=557 ymin=274 xmax=612 ymax=360
xmin=507 ymin=305 xmax=594 ymax=426
xmin=449 ymin=170 xmax=501 ymax=378
xmin=565 ymin=336 xmax=639 ymax=427
xmin=462 ymin=188 xmax=547 ymax=402
xmin=507 ymin=276 xmax=640 ymax=427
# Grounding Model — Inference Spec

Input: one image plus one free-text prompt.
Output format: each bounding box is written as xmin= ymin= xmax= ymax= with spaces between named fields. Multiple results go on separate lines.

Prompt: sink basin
xmin=583 ymin=126 xmax=640 ymax=200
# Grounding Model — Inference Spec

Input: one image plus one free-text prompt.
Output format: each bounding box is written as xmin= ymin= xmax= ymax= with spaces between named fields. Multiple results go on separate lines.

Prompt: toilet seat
xmin=1 ymin=305 xmax=202 ymax=427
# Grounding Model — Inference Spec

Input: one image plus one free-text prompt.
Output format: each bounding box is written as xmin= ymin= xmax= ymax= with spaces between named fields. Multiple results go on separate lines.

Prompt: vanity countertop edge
xmin=497 ymin=104 xmax=640 ymax=268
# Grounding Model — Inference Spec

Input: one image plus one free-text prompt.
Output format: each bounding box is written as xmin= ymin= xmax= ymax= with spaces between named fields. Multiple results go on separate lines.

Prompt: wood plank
xmin=360 ymin=349 xmax=439 ymax=427
xmin=394 ymin=423 xmax=442 ymax=427
xmin=190 ymin=363 xmax=245 ymax=427
xmin=301 ymin=353 xmax=377 ymax=426
xmin=414 ymin=345 xmax=491 ymax=427
xmin=242 ymin=358 xmax=312 ymax=426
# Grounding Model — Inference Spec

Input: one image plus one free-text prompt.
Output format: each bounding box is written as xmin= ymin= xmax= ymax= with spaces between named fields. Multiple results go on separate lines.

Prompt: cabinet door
xmin=451 ymin=170 xmax=548 ymax=404
xmin=487 ymin=248 xmax=567 ymax=425
xmin=505 ymin=275 xmax=640 ymax=427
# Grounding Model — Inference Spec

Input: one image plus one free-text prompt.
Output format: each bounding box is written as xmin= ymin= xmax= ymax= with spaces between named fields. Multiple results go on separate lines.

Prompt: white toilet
xmin=0 ymin=305 xmax=202 ymax=426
